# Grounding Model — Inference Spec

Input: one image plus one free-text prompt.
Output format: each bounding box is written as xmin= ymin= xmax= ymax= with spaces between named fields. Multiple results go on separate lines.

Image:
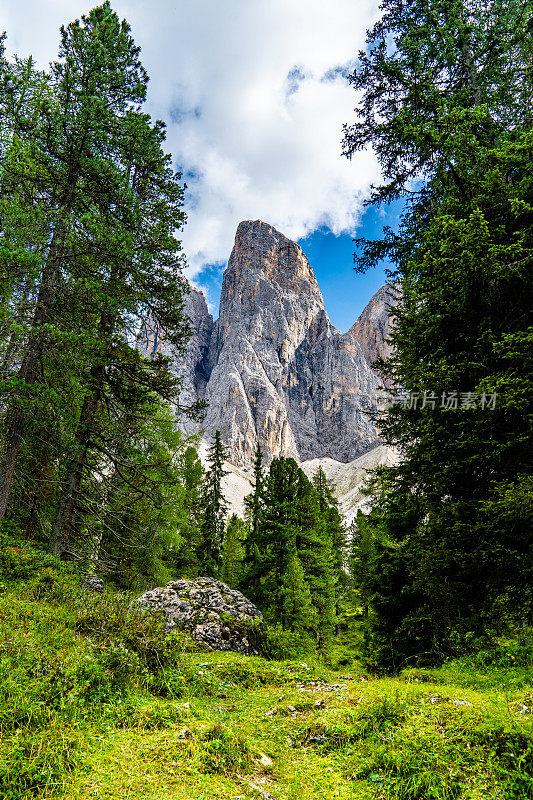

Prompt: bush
xmin=75 ymin=592 xmax=186 ymax=682
xmin=259 ymin=623 xmax=312 ymax=660
xmin=198 ymin=723 xmax=253 ymax=775
xmin=0 ymin=545 xmax=60 ymax=583
xmin=469 ymin=641 xmax=533 ymax=669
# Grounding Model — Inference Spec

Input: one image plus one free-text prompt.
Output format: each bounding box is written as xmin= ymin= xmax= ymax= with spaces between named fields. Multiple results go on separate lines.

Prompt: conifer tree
xmin=282 ymin=555 xmax=318 ymax=637
xmin=245 ymin=457 xmax=303 ymax=614
xmin=220 ymin=514 xmax=247 ymax=588
xmin=244 ymin=444 xmax=264 ymax=556
xmin=0 ymin=4 xmax=191 ymax=561
xmin=243 ymin=456 xmax=339 ymax=650
xmin=313 ymin=468 xmax=347 ymax=592
xmin=94 ymin=407 xmax=187 ymax=588
xmin=198 ymin=431 xmax=228 ymax=577
xmin=310 ymin=467 xmax=346 ymax=650
xmin=343 ymin=0 xmax=533 ymax=663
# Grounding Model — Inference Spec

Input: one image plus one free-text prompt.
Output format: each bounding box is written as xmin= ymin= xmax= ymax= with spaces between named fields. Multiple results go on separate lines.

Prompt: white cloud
xmin=0 ymin=0 xmax=382 ymax=302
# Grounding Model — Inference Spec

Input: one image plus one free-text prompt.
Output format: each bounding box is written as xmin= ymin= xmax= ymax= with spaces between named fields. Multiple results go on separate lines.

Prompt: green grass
xmin=1 ymin=546 xmax=532 ymax=799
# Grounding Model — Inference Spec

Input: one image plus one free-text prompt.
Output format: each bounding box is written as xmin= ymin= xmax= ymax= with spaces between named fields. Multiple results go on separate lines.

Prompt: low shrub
xmin=198 ymin=723 xmax=253 ymax=775
xmin=259 ymin=623 xmax=311 ymax=660
xmin=469 ymin=641 xmax=533 ymax=669
xmin=0 ymin=544 xmax=61 ymax=583
xmin=74 ymin=591 xmax=186 ymax=679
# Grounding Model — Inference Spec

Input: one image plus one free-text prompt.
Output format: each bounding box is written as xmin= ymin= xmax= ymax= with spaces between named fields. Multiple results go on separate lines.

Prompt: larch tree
xmin=0 ymin=4 xmax=192 ymax=562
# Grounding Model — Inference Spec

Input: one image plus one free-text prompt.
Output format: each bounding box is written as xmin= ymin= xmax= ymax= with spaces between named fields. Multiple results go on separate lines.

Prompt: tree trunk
xmin=48 ymin=298 xmax=116 ymax=556
xmin=0 ymin=277 xmax=34 ymax=382
xmin=48 ymin=432 xmax=91 ymax=557
xmin=48 ymin=372 xmax=103 ymax=557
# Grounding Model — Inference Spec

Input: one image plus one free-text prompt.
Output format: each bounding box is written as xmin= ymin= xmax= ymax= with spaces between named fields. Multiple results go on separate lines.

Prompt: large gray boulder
xmin=136 ymin=578 xmax=263 ymax=654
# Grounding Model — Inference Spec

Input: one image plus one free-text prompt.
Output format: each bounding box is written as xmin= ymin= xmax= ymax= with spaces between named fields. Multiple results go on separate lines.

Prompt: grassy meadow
xmin=1 ymin=542 xmax=532 ymax=800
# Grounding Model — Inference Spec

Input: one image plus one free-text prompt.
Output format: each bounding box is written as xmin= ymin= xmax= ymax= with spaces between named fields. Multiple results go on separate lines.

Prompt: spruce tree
xmin=343 ymin=0 xmax=533 ymax=663
xmin=198 ymin=431 xmax=228 ymax=577
xmin=244 ymin=456 xmax=338 ymax=651
xmin=310 ymin=467 xmax=346 ymax=650
xmin=244 ymin=444 xmax=264 ymax=557
xmin=246 ymin=457 xmax=303 ymax=615
xmin=220 ymin=514 xmax=247 ymax=588
xmin=282 ymin=555 xmax=318 ymax=638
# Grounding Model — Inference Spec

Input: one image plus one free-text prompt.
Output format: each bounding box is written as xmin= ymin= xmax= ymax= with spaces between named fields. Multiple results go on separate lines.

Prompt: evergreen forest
xmin=0 ymin=2 xmax=532 ymax=798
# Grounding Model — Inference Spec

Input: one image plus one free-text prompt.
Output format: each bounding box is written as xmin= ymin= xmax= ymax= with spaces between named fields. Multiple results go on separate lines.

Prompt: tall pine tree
xmin=0 ymin=5 xmax=191 ymax=562
xmin=198 ymin=431 xmax=228 ymax=577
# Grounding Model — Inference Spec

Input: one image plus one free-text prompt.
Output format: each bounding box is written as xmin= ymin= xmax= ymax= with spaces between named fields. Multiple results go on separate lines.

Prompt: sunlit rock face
xmin=349 ymin=283 xmax=397 ymax=370
xmin=179 ymin=220 xmax=381 ymax=467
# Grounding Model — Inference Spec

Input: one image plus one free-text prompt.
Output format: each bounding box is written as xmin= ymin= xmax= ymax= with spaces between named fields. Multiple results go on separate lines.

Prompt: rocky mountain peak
xmin=142 ymin=220 xmax=389 ymax=469
xmin=224 ymin=219 xmax=322 ymax=303
xmin=196 ymin=221 xmax=380 ymax=466
xmin=216 ymin=221 xmax=325 ymax=366
xmin=349 ymin=283 xmax=397 ymax=369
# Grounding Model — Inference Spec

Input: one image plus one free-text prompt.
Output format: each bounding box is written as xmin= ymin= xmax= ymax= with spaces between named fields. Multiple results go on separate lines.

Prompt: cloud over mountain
xmin=1 ymin=0 xmax=382 ymax=296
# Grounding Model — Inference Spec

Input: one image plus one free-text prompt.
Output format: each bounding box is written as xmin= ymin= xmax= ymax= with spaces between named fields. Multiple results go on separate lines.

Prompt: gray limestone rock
xmin=349 ymin=284 xmax=398 ymax=370
xmin=135 ymin=577 xmax=263 ymax=654
xmin=139 ymin=286 xmax=214 ymax=431
xmin=192 ymin=220 xmax=380 ymax=466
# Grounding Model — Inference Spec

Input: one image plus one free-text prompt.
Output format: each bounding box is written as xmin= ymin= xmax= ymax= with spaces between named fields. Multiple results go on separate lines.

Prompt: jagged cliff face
xmin=178 ymin=220 xmax=381 ymax=467
xmin=178 ymin=288 xmax=214 ymax=424
xmin=142 ymin=220 xmax=391 ymax=467
xmin=349 ymin=284 xmax=396 ymax=369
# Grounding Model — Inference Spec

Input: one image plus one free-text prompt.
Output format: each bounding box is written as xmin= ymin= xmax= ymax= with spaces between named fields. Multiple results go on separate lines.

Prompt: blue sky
xmin=1 ymin=0 xmax=388 ymax=329
xmin=298 ymin=206 xmax=399 ymax=331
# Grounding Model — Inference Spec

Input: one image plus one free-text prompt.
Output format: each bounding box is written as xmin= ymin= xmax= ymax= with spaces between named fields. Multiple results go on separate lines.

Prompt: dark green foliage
xmin=245 ymin=457 xmax=315 ymax=616
xmin=91 ymin=412 xmax=201 ymax=591
xmin=312 ymin=467 xmax=346 ymax=650
xmin=244 ymin=444 xmax=264 ymax=560
xmin=257 ymin=623 xmax=314 ymax=660
xmin=198 ymin=430 xmax=228 ymax=577
xmin=243 ymin=457 xmax=345 ymax=654
xmin=165 ymin=444 xmax=205 ymax=578
xmin=343 ymin=0 xmax=533 ymax=667
xmin=220 ymin=514 xmax=247 ymax=588
xmin=0 ymin=4 xmax=195 ymax=583
xmin=198 ymin=723 xmax=253 ymax=775
xmin=281 ymin=555 xmax=318 ymax=638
